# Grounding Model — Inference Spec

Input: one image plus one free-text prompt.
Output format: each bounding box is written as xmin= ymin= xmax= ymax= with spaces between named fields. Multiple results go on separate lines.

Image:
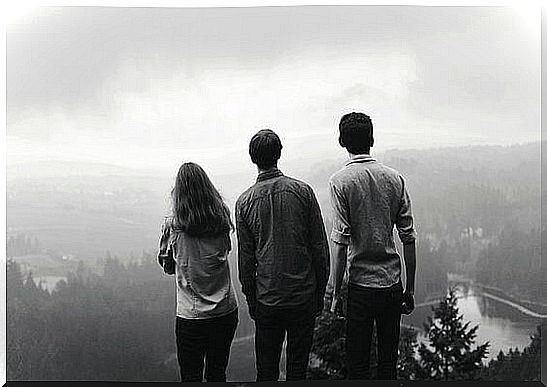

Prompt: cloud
xmin=6 ymin=6 xmax=540 ymax=173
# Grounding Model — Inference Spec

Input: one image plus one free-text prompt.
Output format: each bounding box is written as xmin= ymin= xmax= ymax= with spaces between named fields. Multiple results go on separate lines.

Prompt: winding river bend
xmin=402 ymin=278 xmax=544 ymax=361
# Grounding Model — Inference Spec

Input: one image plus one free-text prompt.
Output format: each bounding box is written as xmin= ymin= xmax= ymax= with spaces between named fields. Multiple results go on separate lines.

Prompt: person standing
xmin=236 ymin=129 xmax=330 ymax=381
xmin=328 ymin=112 xmax=417 ymax=380
xmin=158 ymin=162 xmax=238 ymax=382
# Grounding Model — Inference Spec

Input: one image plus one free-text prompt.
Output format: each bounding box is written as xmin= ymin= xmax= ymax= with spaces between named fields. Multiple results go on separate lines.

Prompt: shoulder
xmin=161 ymin=216 xmax=174 ymax=231
xmin=236 ymin=185 xmax=253 ymax=205
xmin=377 ymin=162 xmax=406 ymax=183
xmin=329 ymin=165 xmax=351 ymax=187
xmin=283 ymin=175 xmax=311 ymax=189
xmin=235 ymin=184 xmax=257 ymax=214
xmin=377 ymin=161 xmax=401 ymax=175
xmin=281 ymin=175 xmax=316 ymax=197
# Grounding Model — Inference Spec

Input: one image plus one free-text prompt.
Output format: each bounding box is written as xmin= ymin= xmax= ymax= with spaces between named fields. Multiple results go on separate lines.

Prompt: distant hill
xmin=7 ymin=160 xmax=165 ymax=180
xmin=6 ymin=141 xmax=541 ymax=262
xmin=303 ymin=141 xmax=541 ymax=241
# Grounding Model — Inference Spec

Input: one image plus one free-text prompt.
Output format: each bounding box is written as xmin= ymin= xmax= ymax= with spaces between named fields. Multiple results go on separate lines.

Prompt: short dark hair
xmin=249 ymin=129 xmax=282 ymax=170
xmin=338 ymin=112 xmax=374 ymax=154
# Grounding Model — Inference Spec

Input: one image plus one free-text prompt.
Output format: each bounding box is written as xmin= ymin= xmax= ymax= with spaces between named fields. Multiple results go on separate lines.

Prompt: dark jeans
xmin=175 ymin=309 xmax=238 ymax=382
xmin=346 ymin=281 xmax=402 ymax=380
xmin=254 ymin=302 xmax=316 ymax=381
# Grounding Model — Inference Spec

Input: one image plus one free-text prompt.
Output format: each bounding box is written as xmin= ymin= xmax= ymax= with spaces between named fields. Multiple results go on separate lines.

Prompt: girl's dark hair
xmin=339 ymin=112 xmax=374 ymax=154
xmin=171 ymin=162 xmax=233 ymax=237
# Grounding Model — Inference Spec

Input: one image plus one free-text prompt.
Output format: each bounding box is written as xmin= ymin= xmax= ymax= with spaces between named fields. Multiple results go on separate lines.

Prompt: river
xmin=402 ymin=280 xmax=544 ymax=362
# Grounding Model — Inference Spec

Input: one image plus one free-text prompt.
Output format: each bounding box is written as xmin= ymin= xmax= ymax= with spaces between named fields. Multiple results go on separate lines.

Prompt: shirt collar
xmin=345 ymin=154 xmax=376 ymax=166
xmin=257 ymin=167 xmax=284 ymax=183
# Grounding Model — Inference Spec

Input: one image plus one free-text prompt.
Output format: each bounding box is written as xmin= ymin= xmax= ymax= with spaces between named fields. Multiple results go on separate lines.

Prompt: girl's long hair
xmin=171 ymin=162 xmax=233 ymax=237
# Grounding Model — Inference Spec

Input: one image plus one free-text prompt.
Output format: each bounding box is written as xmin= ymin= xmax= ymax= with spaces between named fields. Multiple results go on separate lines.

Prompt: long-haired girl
xmin=158 ymin=162 xmax=238 ymax=382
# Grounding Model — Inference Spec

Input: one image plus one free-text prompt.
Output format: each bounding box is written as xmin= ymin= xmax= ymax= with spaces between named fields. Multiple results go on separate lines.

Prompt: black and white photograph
xmin=3 ymin=2 xmax=545 ymax=384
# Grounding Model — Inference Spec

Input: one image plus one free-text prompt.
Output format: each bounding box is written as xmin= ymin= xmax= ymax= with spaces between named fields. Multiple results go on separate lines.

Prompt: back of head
xmin=338 ymin=112 xmax=374 ymax=154
xmin=249 ymin=129 xmax=283 ymax=170
xmin=171 ymin=162 xmax=233 ymax=237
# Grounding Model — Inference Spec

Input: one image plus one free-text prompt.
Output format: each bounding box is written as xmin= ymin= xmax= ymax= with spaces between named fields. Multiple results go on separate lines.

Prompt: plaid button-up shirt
xmin=236 ymin=168 xmax=330 ymax=311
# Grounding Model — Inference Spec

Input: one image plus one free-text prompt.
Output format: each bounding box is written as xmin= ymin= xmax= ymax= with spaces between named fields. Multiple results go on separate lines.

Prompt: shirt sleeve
xmin=157 ymin=218 xmax=171 ymax=267
xmin=396 ymin=176 xmax=417 ymax=245
xmin=235 ymin=198 xmax=258 ymax=309
xmin=329 ymin=179 xmax=352 ymax=245
xmin=307 ymin=186 xmax=331 ymax=299
xmin=226 ymin=233 xmax=232 ymax=254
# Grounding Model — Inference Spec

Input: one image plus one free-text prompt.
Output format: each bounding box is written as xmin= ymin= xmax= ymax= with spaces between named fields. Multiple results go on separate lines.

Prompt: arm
xmin=328 ymin=180 xmax=352 ymax=312
xmin=396 ymin=176 xmax=417 ymax=314
xmin=158 ymin=219 xmax=169 ymax=267
xmin=307 ymin=187 xmax=330 ymax=314
xmin=235 ymin=200 xmax=258 ymax=319
xmin=224 ymin=232 xmax=233 ymax=255
xmin=403 ymin=242 xmax=416 ymax=294
xmin=157 ymin=218 xmax=175 ymax=275
xmin=330 ymin=242 xmax=347 ymax=313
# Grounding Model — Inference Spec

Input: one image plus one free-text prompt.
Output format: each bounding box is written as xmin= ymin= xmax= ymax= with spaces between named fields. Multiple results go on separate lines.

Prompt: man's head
xmin=249 ymin=129 xmax=282 ymax=170
xmin=338 ymin=112 xmax=374 ymax=154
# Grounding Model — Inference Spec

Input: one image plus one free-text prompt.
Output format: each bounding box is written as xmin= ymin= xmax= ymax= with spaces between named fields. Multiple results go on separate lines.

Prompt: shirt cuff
xmin=399 ymin=229 xmax=417 ymax=245
xmin=330 ymin=228 xmax=351 ymax=245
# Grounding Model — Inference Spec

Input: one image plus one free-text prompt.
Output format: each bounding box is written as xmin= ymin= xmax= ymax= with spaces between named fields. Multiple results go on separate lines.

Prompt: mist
xmin=7 ymin=6 xmax=540 ymax=178
xmin=5 ymin=5 xmax=544 ymax=383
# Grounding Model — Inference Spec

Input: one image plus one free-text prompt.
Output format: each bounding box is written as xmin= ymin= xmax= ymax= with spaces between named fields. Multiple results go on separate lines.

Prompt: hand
xmin=401 ymin=291 xmax=415 ymax=315
xmin=330 ymin=295 xmax=346 ymax=321
xmin=163 ymin=258 xmax=175 ymax=275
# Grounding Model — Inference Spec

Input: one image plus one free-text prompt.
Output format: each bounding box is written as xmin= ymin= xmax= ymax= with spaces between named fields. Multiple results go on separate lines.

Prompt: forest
xmin=6 ymin=142 xmax=545 ymax=381
xmin=7 ymin=255 xmax=542 ymax=381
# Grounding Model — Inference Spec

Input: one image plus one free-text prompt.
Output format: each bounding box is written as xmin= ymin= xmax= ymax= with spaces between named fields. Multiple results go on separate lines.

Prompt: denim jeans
xmin=175 ymin=309 xmax=238 ymax=382
xmin=254 ymin=302 xmax=316 ymax=381
xmin=346 ymin=281 xmax=402 ymax=380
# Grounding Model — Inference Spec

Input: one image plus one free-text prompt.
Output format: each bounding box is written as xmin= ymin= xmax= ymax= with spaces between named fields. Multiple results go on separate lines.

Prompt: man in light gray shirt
xmin=328 ymin=112 xmax=417 ymax=380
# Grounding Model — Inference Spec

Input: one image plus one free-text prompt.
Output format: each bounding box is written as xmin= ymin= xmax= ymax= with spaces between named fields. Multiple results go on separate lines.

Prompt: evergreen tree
xmin=417 ymin=287 xmax=490 ymax=380
xmin=308 ymin=283 xmax=348 ymax=379
xmin=7 ymin=258 xmax=25 ymax=379
xmin=397 ymin=327 xmax=420 ymax=380
xmin=7 ymin=258 xmax=24 ymax=293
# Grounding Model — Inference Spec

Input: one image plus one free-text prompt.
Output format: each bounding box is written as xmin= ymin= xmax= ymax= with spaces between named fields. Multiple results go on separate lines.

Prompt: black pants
xmin=346 ymin=281 xmax=402 ymax=380
xmin=175 ymin=309 xmax=238 ymax=382
xmin=254 ymin=302 xmax=316 ymax=381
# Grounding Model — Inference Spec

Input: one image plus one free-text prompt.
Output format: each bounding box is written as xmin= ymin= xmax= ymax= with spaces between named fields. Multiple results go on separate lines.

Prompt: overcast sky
xmin=7 ymin=6 xmax=541 ymax=176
